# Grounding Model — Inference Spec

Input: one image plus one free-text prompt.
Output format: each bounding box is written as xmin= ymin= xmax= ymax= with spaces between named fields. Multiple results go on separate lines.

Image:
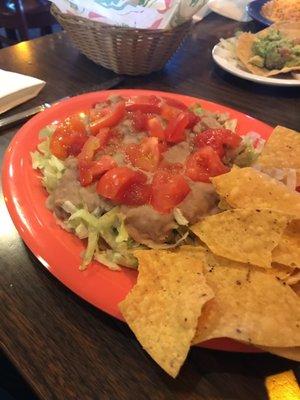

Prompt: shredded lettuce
xmin=94 ymin=251 xmax=121 ymax=271
xmin=190 ymin=103 xmax=204 ymax=116
xmin=173 ymin=208 xmax=188 ymax=226
xmin=106 ymin=250 xmax=138 ymax=269
xmin=233 ymin=132 xmax=265 ymax=167
xmin=224 ymin=118 xmax=238 ymax=132
xmin=31 ymin=126 xmax=65 ymax=193
xmin=68 ymin=206 xmax=138 ymax=269
xmin=116 ymin=218 xmax=129 ymax=243
xmin=69 ymin=208 xmax=99 ymax=229
xmin=39 ymin=125 xmax=56 ymax=138
xmin=75 ymin=223 xmax=89 ymax=239
xmin=61 ymin=201 xmax=78 ymax=214
xmin=80 ymin=228 xmax=99 ymax=270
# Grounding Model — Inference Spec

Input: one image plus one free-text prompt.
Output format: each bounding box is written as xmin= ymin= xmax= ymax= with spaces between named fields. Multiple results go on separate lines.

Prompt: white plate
xmin=212 ymin=38 xmax=300 ymax=87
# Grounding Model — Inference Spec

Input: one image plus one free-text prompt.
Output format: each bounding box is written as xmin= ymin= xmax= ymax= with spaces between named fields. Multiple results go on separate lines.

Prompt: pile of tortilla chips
xmin=236 ymin=22 xmax=300 ymax=77
xmin=119 ymin=125 xmax=300 ymax=378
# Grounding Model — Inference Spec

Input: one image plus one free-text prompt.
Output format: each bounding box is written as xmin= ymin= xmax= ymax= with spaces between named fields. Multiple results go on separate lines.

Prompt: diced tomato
xmin=66 ymin=132 xmax=88 ymax=157
xmin=96 ymin=128 xmax=111 ymax=149
xmin=89 ymin=156 xmax=116 ymax=178
xmin=185 ymin=146 xmax=229 ymax=183
xmin=50 ymin=128 xmax=69 ymax=159
xmin=160 ymin=97 xmax=189 ymax=121
xmin=158 ymin=140 xmax=168 ymax=154
xmin=124 ymin=137 xmax=161 ymax=172
xmin=148 ymin=117 xmax=165 ymax=139
xmin=164 ymin=112 xmax=190 ymax=143
xmin=158 ymin=161 xmax=184 ymax=174
xmin=89 ymin=101 xmax=125 ymax=134
xmin=125 ymin=95 xmax=161 ymax=114
xmin=161 ymin=104 xmax=182 ymax=121
xmin=194 ymin=129 xmax=242 ymax=158
xmin=151 ymin=171 xmax=190 ymax=213
xmin=89 ymin=107 xmax=110 ymax=123
xmin=50 ymin=114 xmax=88 ymax=159
xmin=97 ymin=167 xmax=148 ymax=205
xmin=67 ymin=114 xmax=87 ymax=134
xmin=130 ymin=110 xmax=149 ymax=131
xmin=121 ymin=182 xmax=151 ymax=206
xmin=162 ymin=97 xmax=188 ymax=111
xmin=78 ymin=155 xmax=116 ymax=187
xmin=186 ymin=111 xmax=201 ymax=129
xmin=77 ymin=136 xmax=100 ymax=161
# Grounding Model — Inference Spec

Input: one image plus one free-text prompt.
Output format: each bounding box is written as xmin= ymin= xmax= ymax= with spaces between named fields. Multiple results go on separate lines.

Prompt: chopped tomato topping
xmin=129 ymin=110 xmax=149 ymax=131
xmin=195 ymin=128 xmax=242 ymax=158
xmin=185 ymin=146 xmax=229 ymax=183
xmin=125 ymin=95 xmax=161 ymax=114
xmin=50 ymin=114 xmax=88 ymax=159
xmin=97 ymin=167 xmax=149 ymax=205
xmin=96 ymin=128 xmax=111 ymax=149
xmin=78 ymin=156 xmax=116 ymax=187
xmin=124 ymin=137 xmax=161 ymax=172
xmin=89 ymin=103 xmax=110 ymax=122
xmin=89 ymin=101 xmax=125 ymax=134
xmin=67 ymin=132 xmax=88 ymax=157
xmin=164 ymin=112 xmax=190 ymax=143
xmin=158 ymin=140 xmax=168 ymax=154
xmin=67 ymin=114 xmax=87 ymax=134
xmin=151 ymin=170 xmax=190 ymax=213
xmin=161 ymin=104 xmax=182 ymax=121
xmin=121 ymin=182 xmax=151 ymax=206
xmin=162 ymin=97 xmax=188 ymax=111
xmin=186 ymin=111 xmax=201 ymax=129
xmin=158 ymin=161 xmax=184 ymax=174
xmin=148 ymin=116 xmax=165 ymax=139
xmin=77 ymin=136 xmax=100 ymax=162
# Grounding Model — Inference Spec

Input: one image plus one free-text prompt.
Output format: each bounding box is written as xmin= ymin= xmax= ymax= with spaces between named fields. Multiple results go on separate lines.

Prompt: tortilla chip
xmin=218 ymin=198 xmax=232 ymax=211
xmin=269 ymin=263 xmax=295 ymax=280
xmin=119 ymin=249 xmax=214 ymax=378
xmin=192 ymin=252 xmax=300 ymax=347
xmin=272 ymin=220 xmax=300 ymax=267
xmin=286 ymin=269 xmax=300 ymax=286
xmin=265 ymin=370 xmax=300 ymax=399
xmin=292 ymin=282 xmax=300 ymax=296
xmin=257 ymin=126 xmax=300 ymax=173
xmin=211 ymin=167 xmax=300 ymax=218
xmin=191 ymin=209 xmax=288 ymax=269
xmin=259 ymin=347 xmax=300 ymax=362
xmin=236 ymin=23 xmax=300 ymax=77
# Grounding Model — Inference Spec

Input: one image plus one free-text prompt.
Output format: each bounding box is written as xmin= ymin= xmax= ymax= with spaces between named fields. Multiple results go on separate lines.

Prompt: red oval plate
xmin=2 ymin=90 xmax=273 ymax=353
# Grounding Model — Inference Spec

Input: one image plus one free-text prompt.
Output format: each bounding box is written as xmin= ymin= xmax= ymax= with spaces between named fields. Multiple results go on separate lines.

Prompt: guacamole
xmin=249 ymin=29 xmax=300 ymax=70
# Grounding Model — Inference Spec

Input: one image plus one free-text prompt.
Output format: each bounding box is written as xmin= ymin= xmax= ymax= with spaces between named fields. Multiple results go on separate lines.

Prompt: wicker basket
xmin=51 ymin=4 xmax=192 ymax=76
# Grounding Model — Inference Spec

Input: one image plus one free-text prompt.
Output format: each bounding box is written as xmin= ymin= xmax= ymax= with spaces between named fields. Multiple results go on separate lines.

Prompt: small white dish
xmin=212 ymin=37 xmax=300 ymax=87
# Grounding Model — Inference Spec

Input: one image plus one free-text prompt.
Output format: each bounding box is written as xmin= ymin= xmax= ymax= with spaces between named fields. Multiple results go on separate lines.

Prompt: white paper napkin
xmin=0 ymin=69 xmax=45 ymax=114
xmin=207 ymin=0 xmax=252 ymax=22
xmin=193 ymin=4 xmax=212 ymax=22
xmin=50 ymin=0 xmax=208 ymax=29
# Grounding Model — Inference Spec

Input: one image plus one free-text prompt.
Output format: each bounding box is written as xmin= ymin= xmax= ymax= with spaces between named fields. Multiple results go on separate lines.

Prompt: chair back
xmin=0 ymin=0 xmax=29 ymax=40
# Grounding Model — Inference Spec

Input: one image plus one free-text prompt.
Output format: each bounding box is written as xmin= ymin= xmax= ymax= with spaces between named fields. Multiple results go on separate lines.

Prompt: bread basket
xmin=51 ymin=4 xmax=192 ymax=76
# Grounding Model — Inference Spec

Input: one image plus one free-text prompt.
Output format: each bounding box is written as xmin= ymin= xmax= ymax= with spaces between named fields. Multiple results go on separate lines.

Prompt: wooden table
xmin=0 ymin=13 xmax=299 ymax=400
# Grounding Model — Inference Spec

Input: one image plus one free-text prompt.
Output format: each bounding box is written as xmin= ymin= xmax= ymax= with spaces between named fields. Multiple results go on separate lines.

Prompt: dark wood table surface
xmin=0 ymin=13 xmax=299 ymax=400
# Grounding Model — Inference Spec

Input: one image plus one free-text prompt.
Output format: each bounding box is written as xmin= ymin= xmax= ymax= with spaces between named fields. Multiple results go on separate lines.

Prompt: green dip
xmin=250 ymin=29 xmax=300 ymax=70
